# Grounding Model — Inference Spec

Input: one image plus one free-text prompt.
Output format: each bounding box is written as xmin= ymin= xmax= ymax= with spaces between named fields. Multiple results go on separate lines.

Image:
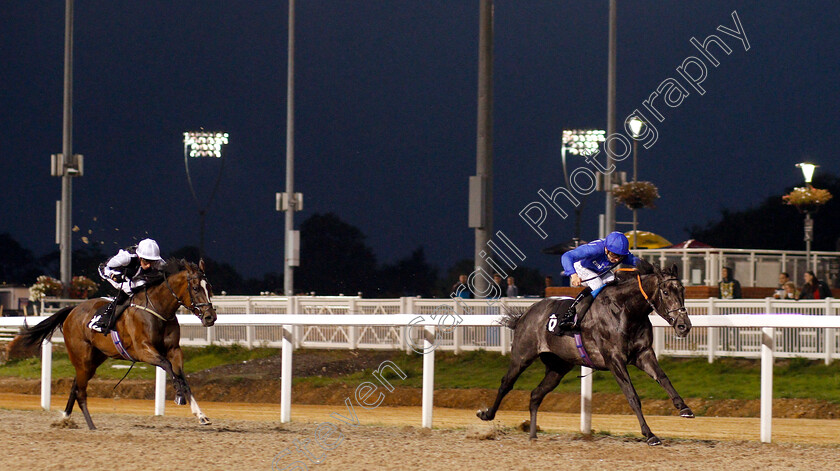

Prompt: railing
xmin=5 ymin=312 xmax=840 ymax=444
xmin=633 ymin=247 xmax=840 ymax=289
xmin=27 ymin=296 xmax=840 ymax=363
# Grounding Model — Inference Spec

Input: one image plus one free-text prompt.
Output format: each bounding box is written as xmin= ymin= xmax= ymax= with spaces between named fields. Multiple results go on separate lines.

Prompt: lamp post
xmin=627 ymin=117 xmax=645 ymax=250
xmin=183 ymin=131 xmax=229 ymax=257
xmin=561 ymin=129 xmax=605 ymax=243
xmin=796 ymin=162 xmax=817 ymax=271
xmin=51 ymin=0 xmax=81 ymax=297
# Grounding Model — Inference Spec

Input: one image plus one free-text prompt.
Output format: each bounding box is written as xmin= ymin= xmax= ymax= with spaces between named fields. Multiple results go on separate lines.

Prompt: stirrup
xmin=88 ymin=315 xmax=109 ymax=333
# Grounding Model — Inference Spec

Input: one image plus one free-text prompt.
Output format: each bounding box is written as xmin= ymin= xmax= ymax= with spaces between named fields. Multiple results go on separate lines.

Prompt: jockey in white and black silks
xmin=554 ymin=232 xmax=639 ymax=333
xmin=88 ymin=238 xmax=165 ymax=334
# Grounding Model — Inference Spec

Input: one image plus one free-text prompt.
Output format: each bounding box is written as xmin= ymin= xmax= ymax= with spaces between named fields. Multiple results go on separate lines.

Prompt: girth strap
xmin=129 ymin=303 xmax=167 ymax=321
xmin=573 ymin=310 xmax=595 ymax=368
xmin=110 ymin=330 xmax=135 ymax=362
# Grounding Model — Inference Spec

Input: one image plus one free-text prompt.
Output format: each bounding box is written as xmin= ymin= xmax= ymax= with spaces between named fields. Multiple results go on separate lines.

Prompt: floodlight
xmin=184 ymin=131 xmax=229 ymax=158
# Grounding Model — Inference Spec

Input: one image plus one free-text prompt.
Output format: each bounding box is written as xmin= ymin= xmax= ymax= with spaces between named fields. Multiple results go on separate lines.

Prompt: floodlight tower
xmin=627 ymin=117 xmax=645 ymax=249
xmin=561 ymin=129 xmax=605 ymax=243
xmin=183 ymin=131 xmax=229 ymax=256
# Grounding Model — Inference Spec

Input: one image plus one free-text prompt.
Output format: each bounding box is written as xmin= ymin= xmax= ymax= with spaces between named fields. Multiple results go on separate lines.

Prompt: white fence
xmin=4 ymin=306 xmax=840 ymax=443
xmin=27 ymin=296 xmax=840 ymax=362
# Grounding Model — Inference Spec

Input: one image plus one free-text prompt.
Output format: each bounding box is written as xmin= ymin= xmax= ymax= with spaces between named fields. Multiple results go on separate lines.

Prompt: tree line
xmin=0 ymin=213 xmax=544 ymax=298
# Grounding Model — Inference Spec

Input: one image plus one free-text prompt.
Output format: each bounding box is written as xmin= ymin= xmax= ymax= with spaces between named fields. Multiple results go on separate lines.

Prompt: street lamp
xmin=183 ymin=131 xmax=229 ymax=256
xmin=796 ymin=162 xmax=818 ymax=271
xmin=562 ymin=129 xmax=606 ymax=243
xmin=627 ymin=117 xmax=645 ymax=249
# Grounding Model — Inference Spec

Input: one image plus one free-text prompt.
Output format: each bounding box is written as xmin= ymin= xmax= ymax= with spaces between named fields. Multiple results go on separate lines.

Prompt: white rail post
xmin=580 ymin=366 xmax=592 ymax=435
xmin=825 ymin=298 xmax=833 ymax=365
xmin=154 ymin=366 xmax=166 ymax=416
xmin=348 ymin=297 xmax=358 ymax=349
xmin=280 ymin=324 xmax=294 ymax=423
xmin=452 ymin=297 xmax=463 ymax=354
xmin=499 ymin=298 xmax=510 ymax=355
xmin=652 ymin=325 xmax=664 ymax=357
xmin=40 ymin=338 xmax=52 ymax=410
xmin=760 ymin=326 xmax=774 ymax=443
xmin=245 ymin=297 xmax=254 ymax=349
xmin=422 ymin=324 xmax=435 ymax=429
xmin=401 ymin=297 xmax=410 ymax=353
xmin=707 ymin=298 xmax=717 ymax=363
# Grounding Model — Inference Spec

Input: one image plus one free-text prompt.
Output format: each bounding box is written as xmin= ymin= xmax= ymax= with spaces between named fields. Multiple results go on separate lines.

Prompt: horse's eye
xmin=663 ymin=290 xmax=669 ymax=296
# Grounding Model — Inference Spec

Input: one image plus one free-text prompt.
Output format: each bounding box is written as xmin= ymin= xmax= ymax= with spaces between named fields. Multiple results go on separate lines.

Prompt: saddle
xmin=545 ymin=297 xmax=576 ymax=337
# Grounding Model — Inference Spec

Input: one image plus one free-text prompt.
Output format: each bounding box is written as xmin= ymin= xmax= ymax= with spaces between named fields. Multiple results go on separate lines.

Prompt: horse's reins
xmin=617 ymin=268 xmax=686 ymax=325
xmin=163 ymin=272 xmax=211 ymax=317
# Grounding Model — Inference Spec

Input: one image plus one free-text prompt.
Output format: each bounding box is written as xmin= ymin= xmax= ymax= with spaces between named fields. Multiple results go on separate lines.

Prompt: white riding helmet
xmin=136 ymin=238 xmax=163 ymax=261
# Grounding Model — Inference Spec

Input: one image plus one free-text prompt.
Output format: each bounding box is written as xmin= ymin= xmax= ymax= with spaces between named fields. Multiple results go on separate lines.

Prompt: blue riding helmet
xmin=605 ymin=232 xmax=630 ymax=256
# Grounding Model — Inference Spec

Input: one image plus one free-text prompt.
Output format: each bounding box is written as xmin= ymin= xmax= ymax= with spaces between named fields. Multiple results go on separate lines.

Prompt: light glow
xmin=184 ymin=132 xmax=229 ymax=158
xmin=562 ymin=129 xmax=605 ymax=156
xmin=796 ymin=162 xmax=817 ymax=184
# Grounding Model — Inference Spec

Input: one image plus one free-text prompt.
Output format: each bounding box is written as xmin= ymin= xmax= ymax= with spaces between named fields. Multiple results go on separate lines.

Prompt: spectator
xmin=798 ymin=271 xmax=831 ymax=300
xmin=451 ymin=274 xmax=471 ymax=299
xmin=542 ymin=275 xmax=554 ymax=298
xmin=774 ymin=272 xmax=797 ymax=299
xmin=492 ymin=273 xmax=504 ymax=299
xmin=718 ymin=267 xmax=742 ymax=299
xmin=506 ymin=276 xmax=519 ymax=297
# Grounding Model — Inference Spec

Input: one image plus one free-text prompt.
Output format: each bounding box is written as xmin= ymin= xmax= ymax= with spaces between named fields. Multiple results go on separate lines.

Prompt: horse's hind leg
xmin=527 ymin=354 xmax=573 ymax=440
xmin=75 ymin=370 xmax=98 ymax=430
xmin=634 ymin=349 xmax=694 ymax=418
xmin=62 ymin=379 xmax=78 ymax=418
xmin=167 ymin=346 xmax=210 ymax=425
xmin=65 ymin=341 xmax=106 ymax=430
xmin=477 ymin=352 xmax=537 ymax=421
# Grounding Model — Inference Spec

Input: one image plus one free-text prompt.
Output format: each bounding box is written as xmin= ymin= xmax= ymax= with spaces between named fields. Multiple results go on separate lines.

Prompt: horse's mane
xmin=162 ymin=258 xmax=197 ymax=276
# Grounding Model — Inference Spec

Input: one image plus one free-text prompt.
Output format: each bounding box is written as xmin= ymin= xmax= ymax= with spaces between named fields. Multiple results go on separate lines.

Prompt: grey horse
xmin=477 ymin=259 xmax=694 ymax=446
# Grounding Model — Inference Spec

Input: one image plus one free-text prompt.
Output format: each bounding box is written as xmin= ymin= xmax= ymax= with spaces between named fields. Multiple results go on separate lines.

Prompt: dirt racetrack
xmin=3 ymin=393 xmax=840 ymax=470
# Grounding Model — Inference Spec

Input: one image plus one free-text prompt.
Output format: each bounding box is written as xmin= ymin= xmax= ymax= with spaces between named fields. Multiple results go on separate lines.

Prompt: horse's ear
xmin=199 ymin=259 xmax=206 ymax=273
xmin=669 ymin=263 xmax=679 ymax=277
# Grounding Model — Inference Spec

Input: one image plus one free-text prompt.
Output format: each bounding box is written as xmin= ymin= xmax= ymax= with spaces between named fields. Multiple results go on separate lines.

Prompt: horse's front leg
xmin=167 ymin=345 xmax=211 ymax=425
xmin=635 ymin=349 xmax=694 ymax=418
xmin=131 ymin=343 xmax=190 ymax=405
xmin=606 ymin=358 xmax=660 ymax=446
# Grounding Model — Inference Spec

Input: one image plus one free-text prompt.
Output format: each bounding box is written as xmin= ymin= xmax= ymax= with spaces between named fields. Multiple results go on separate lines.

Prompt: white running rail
xmin=4 ymin=312 xmax=840 ymax=443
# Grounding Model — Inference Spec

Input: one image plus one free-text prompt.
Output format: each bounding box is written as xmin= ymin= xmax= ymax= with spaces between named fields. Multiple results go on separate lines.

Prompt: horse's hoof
xmin=199 ymin=416 xmax=212 ymax=425
xmin=647 ymin=436 xmax=661 ymax=446
xmin=174 ymin=395 xmax=187 ymax=406
xmin=476 ymin=409 xmax=492 ymax=421
xmin=680 ymin=407 xmax=695 ymax=418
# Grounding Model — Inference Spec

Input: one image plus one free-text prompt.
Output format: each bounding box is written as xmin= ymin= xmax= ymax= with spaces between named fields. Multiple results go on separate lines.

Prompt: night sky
xmin=3 ymin=1 xmax=839 ymax=280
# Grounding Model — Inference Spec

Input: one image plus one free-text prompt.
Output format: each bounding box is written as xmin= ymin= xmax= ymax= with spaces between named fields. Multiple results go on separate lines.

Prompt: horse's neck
xmin=141 ymin=273 xmax=184 ymax=318
xmin=607 ymin=275 xmax=655 ymax=317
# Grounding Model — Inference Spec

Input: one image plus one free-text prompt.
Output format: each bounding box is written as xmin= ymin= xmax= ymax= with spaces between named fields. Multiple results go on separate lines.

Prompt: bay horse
xmin=477 ymin=259 xmax=693 ymax=446
xmin=9 ymin=259 xmax=217 ymax=430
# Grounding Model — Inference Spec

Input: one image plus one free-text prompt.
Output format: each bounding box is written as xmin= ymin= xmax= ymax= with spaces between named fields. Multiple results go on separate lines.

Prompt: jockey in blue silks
xmin=555 ymin=232 xmax=639 ymax=333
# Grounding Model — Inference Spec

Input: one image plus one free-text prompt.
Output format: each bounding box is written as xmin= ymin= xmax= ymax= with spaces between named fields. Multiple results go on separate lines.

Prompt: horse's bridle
xmin=164 ymin=271 xmax=212 ymax=317
xmin=621 ymin=269 xmax=686 ymax=325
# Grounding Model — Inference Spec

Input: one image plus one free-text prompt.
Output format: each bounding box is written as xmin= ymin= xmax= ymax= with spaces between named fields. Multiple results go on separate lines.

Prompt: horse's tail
xmin=500 ymin=305 xmax=529 ymax=330
xmin=6 ymin=306 xmax=74 ymax=358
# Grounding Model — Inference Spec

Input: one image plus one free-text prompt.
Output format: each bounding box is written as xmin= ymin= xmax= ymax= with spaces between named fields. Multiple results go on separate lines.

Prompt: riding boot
xmin=556 ymin=287 xmax=593 ymax=332
xmin=89 ymin=291 xmax=130 ymax=334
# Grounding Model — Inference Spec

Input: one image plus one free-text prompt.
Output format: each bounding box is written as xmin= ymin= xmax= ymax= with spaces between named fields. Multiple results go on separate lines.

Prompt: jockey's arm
xmin=106 ymin=249 xmax=133 ymax=269
xmin=561 ymin=243 xmax=602 ymax=275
